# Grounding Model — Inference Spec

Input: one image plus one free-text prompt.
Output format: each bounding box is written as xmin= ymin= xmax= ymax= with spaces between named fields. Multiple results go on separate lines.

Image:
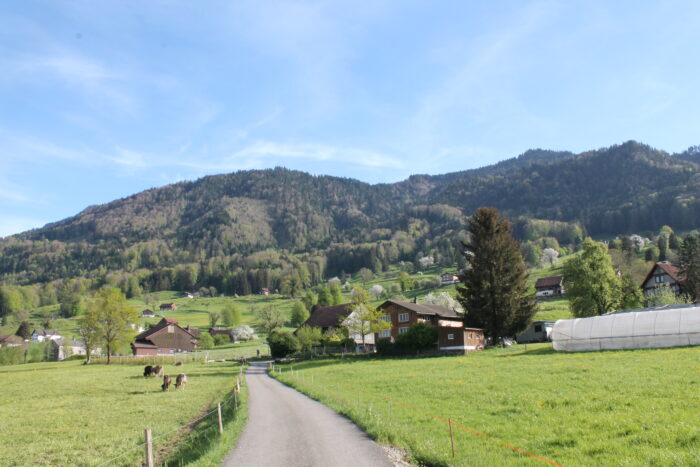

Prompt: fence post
xmin=448 ymin=418 xmax=455 ymax=458
xmin=233 ymin=388 xmax=238 ymax=408
xmin=144 ymin=428 xmax=154 ymax=467
xmin=217 ymin=403 xmax=224 ymax=435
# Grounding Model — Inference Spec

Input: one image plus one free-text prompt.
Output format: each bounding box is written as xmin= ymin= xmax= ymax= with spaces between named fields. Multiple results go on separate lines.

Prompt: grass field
xmin=272 ymin=344 xmax=700 ymax=466
xmin=0 ymin=359 xmax=246 ymax=466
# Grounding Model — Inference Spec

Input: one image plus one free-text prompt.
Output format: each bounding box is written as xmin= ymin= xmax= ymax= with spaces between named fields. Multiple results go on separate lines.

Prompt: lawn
xmin=272 ymin=344 xmax=700 ymax=466
xmin=0 ymin=359 xmax=244 ymax=466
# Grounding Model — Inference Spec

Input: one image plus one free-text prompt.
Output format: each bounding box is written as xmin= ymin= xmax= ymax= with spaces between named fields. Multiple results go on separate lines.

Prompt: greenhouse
xmin=552 ymin=304 xmax=700 ymax=352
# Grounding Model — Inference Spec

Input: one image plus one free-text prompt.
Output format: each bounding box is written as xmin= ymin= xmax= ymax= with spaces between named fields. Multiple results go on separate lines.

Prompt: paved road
xmin=223 ymin=361 xmax=393 ymax=467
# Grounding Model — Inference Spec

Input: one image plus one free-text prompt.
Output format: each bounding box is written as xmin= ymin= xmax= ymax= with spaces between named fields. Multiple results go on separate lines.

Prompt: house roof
xmin=210 ymin=328 xmax=234 ymax=336
xmin=185 ymin=326 xmax=201 ymax=337
xmin=0 ymin=335 xmax=23 ymax=345
xmin=32 ymin=329 xmax=60 ymax=336
xmin=642 ymin=261 xmax=684 ymax=287
xmin=378 ymin=300 xmax=462 ymax=319
xmin=135 ymin=318 xmax=196 ymax=341
xmin=535 ymin=276 xmax=563 ymax=288
xmin=160 ymin=303 xmax=176 ymax=308
xmin=132 ymin=341 xmax=158 ymax=349
xmin=301 ymin=303 xmax=354 ymax=328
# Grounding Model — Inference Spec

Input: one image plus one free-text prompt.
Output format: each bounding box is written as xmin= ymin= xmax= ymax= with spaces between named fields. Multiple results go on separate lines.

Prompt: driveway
xmin=223 ymin=361 xmax=393 ymax=467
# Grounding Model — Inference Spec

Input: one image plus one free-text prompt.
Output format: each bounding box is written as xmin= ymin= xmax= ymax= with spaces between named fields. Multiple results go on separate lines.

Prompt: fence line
xmin=271 ymin=363 xmax=563 ymax=467
xmin=97 ymin=372 xmax=245 ymax=466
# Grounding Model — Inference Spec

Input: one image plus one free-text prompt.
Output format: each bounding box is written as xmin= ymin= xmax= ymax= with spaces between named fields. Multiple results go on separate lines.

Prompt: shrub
xmin=395 ymin=323 xmax=438 ymax=353
xmin=198 ymin=332 xmax=214 ymax=349
xmin=375 ymin=337 xmax=395 ymax=356
xmin=0 ymin=346 xmax=25 ymax=365
xmin=268 ymin=330 xmax=300 ymax=358
xmin=213 ymin=334 xmax=230 ymax=346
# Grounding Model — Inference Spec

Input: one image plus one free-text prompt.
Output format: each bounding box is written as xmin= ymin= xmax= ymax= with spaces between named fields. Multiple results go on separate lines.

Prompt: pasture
xmin=0 ymin=359 xmax=244 ymax=466
xmin=273 ymin=344 xmax=700 ymax=466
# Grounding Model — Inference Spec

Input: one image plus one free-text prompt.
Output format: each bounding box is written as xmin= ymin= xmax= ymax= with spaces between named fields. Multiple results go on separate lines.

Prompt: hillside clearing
xmin=273 ymin=344 xmax=700 ymax=466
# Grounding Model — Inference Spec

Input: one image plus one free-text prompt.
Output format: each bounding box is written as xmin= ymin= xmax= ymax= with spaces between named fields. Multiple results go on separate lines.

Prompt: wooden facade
xmin=132 ymin=318 xmax=197 ymax=355
xmin=642 ymin=261 xmax=684 ymax=297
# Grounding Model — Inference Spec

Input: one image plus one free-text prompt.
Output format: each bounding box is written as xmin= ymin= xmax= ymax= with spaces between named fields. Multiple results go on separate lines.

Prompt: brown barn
xmin=159 ymin=303 xmax=177 ymax=311
xmin=376 ymin=300 xmax=484 ymax=353
xmin=210 ymin=328 xmax=235 ymax=343
xmin=131 ymin=318 xmax=198 ymax=356
xmin=299 ymin=303 xmax=354 ymax=333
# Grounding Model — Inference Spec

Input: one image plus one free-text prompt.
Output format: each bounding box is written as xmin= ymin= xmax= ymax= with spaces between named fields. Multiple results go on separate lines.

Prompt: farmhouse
xmin=440 ymin=273 xmax=460 ymax=286
xmin=159 ymin=303 xmax=177 ymax=311
xmin=47 ymin=339 xmax=100 ymax=361
xmin=535 ymin=276 xmax=565 ymax=297
xmin=299 ymin=303 xmax=375 ymax=349
xmin=642 ymin=261 xmax=684 ymax=297
xmin=376 ymin=300 xmax=485 ymax=352
xmin=516 ymin=320 xmax=556 ymax=343
xmin=141 ymin=309 xmax=156 ymax=318
xmin=131 ymin=318 xmax=198 ymax=356
xmin=31 ymin=329 xmax=61 ymax=343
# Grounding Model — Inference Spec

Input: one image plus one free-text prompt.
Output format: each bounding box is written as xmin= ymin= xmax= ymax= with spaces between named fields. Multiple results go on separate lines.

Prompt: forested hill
xmin=1 ymin=140 xmax=700 ymax=287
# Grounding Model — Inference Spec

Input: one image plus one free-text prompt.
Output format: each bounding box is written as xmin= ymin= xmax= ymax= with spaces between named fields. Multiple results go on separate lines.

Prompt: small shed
xmin=535 ymin=276 xmax=564 ymax=297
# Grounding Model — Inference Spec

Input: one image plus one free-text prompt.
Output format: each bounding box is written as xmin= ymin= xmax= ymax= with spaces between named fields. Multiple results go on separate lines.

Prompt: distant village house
xmin=159 ymin=303 xmax=177 ymax=311
xmin=0 ymin=335 xmax=23 ymax=347
xmin=31 ymin=329 xmax=61 ymax=343
xmin=535 ymin=276 xmax=565 ymax=297
xmin=440 ymin=273 xmax=460 ymax=286
xmin=642 ymin=261 xmax=684 ymax=297
xmin=516 ymin=321 xmax=556 ymax=343
xmin=141 ymin=309 xmax=156 ymax=318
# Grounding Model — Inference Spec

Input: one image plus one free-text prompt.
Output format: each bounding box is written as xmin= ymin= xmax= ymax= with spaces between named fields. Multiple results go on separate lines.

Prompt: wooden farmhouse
xmin=31 ymin=329 xmax=61 ymax=343
xmin=516 ymin=320 xmax=556 ymax=343
xmin=440 ymin=273 xmax=460 ymax=286
xmin=642 ymin=261 xmax=684 ymax=297
xmin=299 ymin=303 xmax=375 ymax=349
xmin=534 ymin=276 xmax=565 ymax=297
xmin=131 ymin=318 xmax=198 ymax=356
xmin=141 ymin=309 xmax=156 ymax=318
xmin=159 ymin=303 xmax=177 ymax=311
xmin=376 ymin=300 xmax=485 ymax=352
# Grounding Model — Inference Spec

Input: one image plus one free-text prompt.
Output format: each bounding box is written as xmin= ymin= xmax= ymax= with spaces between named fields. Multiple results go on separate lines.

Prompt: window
xmin=534 ymin=324 xmax=542 ymax=333
xmin=380 ymin=315 xmax=391 ymax=322
xmin=167 ymin=325 xmax=174 ymax=333
xmin=399 ymin=326 xmax=409 ymax=334
xmin=379 ymin=329 xmax=391 ymax=338
xmin=398 ymin=312 xmax=409 ymax=323
xmin=447 ymin=333 xmax=454 ymax=340
xmin=655 ymin=275 xmax=665 ymax=283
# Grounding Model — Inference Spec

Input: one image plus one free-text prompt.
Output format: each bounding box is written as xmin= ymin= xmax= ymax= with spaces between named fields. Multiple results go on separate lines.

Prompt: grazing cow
xmin=153 ymin=365 xmax=163 ymax=377
xmin=175 ymin=373 xmax=188 ymax=390
xmin=143 ymin=365 xmax=153 ymax=377
xmin=161 ymin=375 xmax=172 ymax=392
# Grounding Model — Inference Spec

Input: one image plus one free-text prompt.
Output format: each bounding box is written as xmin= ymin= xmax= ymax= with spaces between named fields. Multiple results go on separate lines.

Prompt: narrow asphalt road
xmin=223 ymin=361 xmax=393 ymax=467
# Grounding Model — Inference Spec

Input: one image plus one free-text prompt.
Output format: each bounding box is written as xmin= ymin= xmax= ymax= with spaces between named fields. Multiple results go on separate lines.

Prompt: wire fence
xmin=270 ymin=363 xmax=564 ymax=467
xmin=96 ymin=369 xmax=245 ymax=467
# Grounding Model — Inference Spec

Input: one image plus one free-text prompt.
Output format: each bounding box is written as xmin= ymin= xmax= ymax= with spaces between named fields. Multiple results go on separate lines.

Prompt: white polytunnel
xmin=552 ymin=304 xmax=700 ymax=352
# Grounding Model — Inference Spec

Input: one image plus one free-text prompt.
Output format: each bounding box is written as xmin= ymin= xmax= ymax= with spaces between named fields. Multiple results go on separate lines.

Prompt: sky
xmin=2 ymin=1 xmax=700 ymax=237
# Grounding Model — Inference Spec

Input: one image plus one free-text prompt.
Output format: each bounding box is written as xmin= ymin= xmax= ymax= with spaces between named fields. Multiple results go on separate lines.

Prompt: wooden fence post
xmin=144 ymin=428 xmax=154 ymax=467
xmin=217 ymin=403 xmax=223 ymax=435
xmin=448 ymin=418 xmax=455 ymax=458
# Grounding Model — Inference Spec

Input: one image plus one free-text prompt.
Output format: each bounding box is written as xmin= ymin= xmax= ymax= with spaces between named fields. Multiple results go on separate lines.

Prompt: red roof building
xmin=131 ymin=318 xmax=197 ymax=356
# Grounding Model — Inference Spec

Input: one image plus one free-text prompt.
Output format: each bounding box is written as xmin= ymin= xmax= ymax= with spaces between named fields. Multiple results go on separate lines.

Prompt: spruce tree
xmin=679 ymin=234 xmax=700 ymax=301
xmin=457 ymin=207 xmax=537 ymax=343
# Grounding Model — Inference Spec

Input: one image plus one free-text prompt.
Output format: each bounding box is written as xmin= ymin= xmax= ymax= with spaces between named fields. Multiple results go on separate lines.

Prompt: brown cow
xmin=161 ymin=375 xmax=172 ymax=392
xmin=143 ymin=365 xmax=154 ymax=377
xmin=175 ymin=374 xmax=187 ymax=390
xmin=153 ymin=365 xmax=163 ymax=377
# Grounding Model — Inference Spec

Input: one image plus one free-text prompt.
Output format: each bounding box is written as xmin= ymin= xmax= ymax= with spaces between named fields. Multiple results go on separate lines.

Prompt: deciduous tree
xmin=84 ymin=287 xmax=138 ymax=363
xmin=563 ymin=238 xmax=621 ymax=317
xmin=290 ymin=301 xmax=310 ymax=327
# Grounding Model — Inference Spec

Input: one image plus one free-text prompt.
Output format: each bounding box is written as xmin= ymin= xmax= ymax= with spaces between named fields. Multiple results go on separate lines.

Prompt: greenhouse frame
xmin=552 ymin=304 xmax=700 ymax=352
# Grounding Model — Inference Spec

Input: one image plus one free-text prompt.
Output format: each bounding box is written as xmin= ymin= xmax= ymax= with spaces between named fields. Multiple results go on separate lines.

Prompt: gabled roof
xmin=378 ymin=300 xmax=462 ymax=319
xmin=32 ymin=329 xmax=60 ymax=336
xmin=0 ymin=335 xmax=23 ymax=345
xmin=642 ymin=261 xmax=684 ymax=287
xmin=535 ymin=275 xmax=563 ymax=288
xmin=135 ymin=318 xmax=196 ymax=341
xmin=301 ymin=303 xmax=354 ymax=328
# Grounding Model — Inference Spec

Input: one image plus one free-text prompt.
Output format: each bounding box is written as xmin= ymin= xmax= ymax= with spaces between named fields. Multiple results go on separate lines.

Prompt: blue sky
xmin=2 ymin=1 xmax=700 ymax=237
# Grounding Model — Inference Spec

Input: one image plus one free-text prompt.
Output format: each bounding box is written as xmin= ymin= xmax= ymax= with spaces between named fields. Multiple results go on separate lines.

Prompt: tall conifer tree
xmin=680 ymin=234 xmax=700 ymax=301
xmin=457 ymin=207 xmax=537 ymax=342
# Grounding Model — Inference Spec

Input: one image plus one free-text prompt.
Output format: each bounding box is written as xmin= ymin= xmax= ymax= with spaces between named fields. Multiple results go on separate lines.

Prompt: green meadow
xmin=273 ymin=344 xmax=700 ymax=466
xmin=0 ymin=359 xmax=245 ymax=466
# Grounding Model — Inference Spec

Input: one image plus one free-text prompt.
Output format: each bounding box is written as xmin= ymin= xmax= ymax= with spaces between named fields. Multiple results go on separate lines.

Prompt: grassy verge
xmin=0 ymin=359 xmax=245 ymax=466
xmin=270 ymin=344 xmax=700 ymax=466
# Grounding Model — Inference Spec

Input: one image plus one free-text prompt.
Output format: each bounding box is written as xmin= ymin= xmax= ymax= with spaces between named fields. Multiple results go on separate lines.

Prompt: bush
xmin=63 ymin=354 xmax=87 ymax=361
xmin=0 ymin=346 xmax=25 ymax=365
xmin=213 ymin=334 xmax=230 ymax=346
xmin=268 ymin=330 xmax=300 ymax=358
xmin=395 ymin=323 xmax=438 ymax=353
xmin=375 ymin=338 xmax=395 ymax=356
xmin=198 ymin=332 xmax=214 ymax=349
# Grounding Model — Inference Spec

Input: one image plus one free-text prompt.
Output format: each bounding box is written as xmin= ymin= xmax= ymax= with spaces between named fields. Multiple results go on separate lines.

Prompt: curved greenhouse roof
xmin=552 ymin=304 xmax=700 ymax=352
